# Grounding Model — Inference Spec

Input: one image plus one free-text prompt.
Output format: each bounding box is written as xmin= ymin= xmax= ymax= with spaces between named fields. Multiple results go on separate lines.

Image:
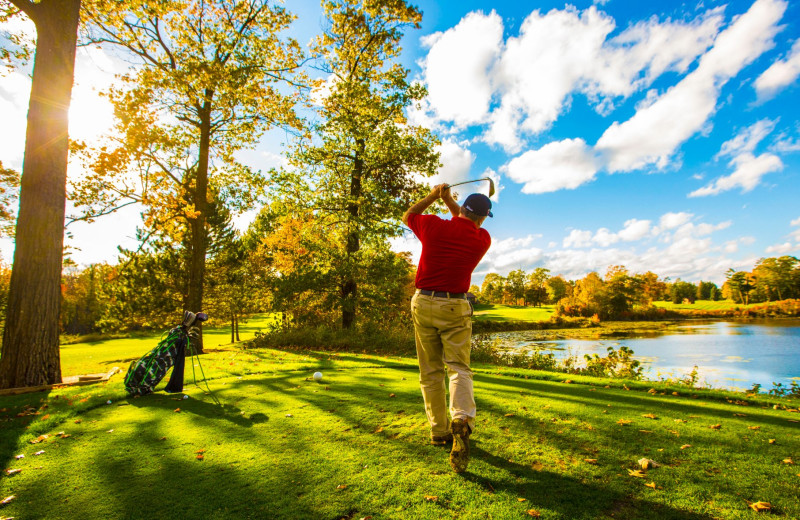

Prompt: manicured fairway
xmin=1 ymin=344 xmax=798 ymax=520
xmin=473 ymin=304 xmax=555 ymax=322
xmin=652 ymin=300 xmax=749 ymax=311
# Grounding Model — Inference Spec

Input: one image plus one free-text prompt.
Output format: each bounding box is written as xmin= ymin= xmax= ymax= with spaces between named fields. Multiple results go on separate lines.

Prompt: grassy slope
xmin=473 ymin=304 xmax=555 ymax=322
xmin=1 ymin=343 xmax=799 ymax=520
xmin=652 ymin=301 xmax=749 ymax=311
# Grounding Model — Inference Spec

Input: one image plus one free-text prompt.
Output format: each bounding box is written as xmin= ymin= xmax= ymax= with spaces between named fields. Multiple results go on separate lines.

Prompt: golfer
xmin=402 ymin=183 xmax=492 ymax=473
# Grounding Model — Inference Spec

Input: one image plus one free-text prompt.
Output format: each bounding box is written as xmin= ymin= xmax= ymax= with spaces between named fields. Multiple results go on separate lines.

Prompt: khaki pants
xmin=411 ymin=291 xmax=476 ymax=437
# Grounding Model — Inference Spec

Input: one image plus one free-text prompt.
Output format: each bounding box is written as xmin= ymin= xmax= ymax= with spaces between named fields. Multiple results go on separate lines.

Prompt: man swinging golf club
xmin=402 ymin=182 xmax=493 ymax=473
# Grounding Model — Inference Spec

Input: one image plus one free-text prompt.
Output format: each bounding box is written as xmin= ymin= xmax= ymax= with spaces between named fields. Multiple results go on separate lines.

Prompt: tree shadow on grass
xmin=126 ymin=391 xmax=261 ymax=427
xmin=468 ymin=443 xmax=715 ymax=520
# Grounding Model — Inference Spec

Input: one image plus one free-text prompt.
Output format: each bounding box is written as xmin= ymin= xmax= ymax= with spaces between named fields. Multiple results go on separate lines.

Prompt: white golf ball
xmin=313 ymin=371 xmax=323 ymax=381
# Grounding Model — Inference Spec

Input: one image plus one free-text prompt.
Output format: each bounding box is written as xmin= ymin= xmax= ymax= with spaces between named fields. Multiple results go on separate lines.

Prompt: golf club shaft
xmin=446 ymin=177 xmax=495 ymax=197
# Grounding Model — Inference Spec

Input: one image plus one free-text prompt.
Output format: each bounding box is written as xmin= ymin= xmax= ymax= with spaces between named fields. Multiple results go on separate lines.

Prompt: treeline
xmin=471 ymin=256 xmax=800 ymax=320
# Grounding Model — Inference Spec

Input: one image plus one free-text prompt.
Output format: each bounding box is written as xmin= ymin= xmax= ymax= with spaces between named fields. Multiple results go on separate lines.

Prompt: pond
xmin=484 ymin=319 xmax=800 ymax=391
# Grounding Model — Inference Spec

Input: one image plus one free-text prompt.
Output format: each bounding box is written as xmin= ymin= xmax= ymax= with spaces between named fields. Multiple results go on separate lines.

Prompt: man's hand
xmin=441 ymin=184 xmax=460 ymax=218
xmin=403 ymin=183 xmax=449 ymax=225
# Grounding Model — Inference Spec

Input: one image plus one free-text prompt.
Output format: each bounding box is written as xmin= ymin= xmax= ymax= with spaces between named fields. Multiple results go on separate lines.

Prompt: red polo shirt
xmin=407 ymin=213 xmax=491 ymax=293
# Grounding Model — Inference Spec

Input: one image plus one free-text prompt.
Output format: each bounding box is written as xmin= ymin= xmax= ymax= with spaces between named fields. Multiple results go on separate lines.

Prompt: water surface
xmin=486 ymin=319 xmax=800 ymax=391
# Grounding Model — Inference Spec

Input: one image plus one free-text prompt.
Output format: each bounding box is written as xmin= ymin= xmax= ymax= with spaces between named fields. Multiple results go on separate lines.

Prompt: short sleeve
xmin=407 ymin=213 xmax=440 ymax=240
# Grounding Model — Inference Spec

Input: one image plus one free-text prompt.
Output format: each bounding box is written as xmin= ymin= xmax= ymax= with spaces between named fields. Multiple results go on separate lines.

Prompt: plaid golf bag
xmin=123 ymin=326 xmax=187 ymax=396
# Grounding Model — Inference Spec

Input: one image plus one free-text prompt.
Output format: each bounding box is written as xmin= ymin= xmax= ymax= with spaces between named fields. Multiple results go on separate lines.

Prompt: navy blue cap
xmin=463 ymin=193 xmax=493 ymax=218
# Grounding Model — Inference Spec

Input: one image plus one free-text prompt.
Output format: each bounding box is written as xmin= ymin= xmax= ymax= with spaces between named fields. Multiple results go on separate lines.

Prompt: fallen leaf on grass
xmin=196 ymin=449 xmax=205 ymax=454
xmin=29 ymin=434 xmax=49 ymax=444
xmin=674 ymin=419 xmax=687 ymax=423
xmin=617 ymin=419 xmax=632 ymax=426
xmin=562 ymin=380 xmax=573 ymax=384
xmin=748 ymin=426 xmax=761 ymax=430
xmin=388 ymin=393 xmax=396 ymax=398
xmin=672 ymin=392 xmax=679 ymax=396
xmin=768 ymin=439 xmax=776 ymax=444
xmin=527 ymin=510 xmax=541 ymax=517
xmin=628 ymin=469 xmax=647 ymax=478
xmin=648 ymin=388 xmax=657 ymax=395
xmin=373 ymin=427 xmax=384 ymax=434
xmin=638 ymin=430 xmax=653 ymax=434
xmin=40 ymin=414 xmax=50 ymax=420
xmin=623 ymin=384 xmax=630 ymax=391
xmin=174 ymin=408 xmax=181 ymax=413
xmin=709 ymin=424 xmax=722 ymax=430
xmin=782 ymin=458 xmax=794 ymax=465
xmin=337 ymin=485 xmax=347 ymax=490
xmin=748 ymin=501 xmax=771 ymax=512
xmin=680 ymin=445 xmax=692 ymax=450
xmin=34 ymin=451 xmax=44 ymax=456
xmin=13 ymin=455 xmax=23 ymax=460
xmin=642 ymin=413 xmax=658 ymax=419
xmin=106 ymin=429 xmax=114 ymax=434
xmin=74 ymin=419 xmax=82 ymax=424
xmin=584 ymin=459 xmax=598 ymax=464
xmin=424 ymin=495 xmax=437 ymax=502
xmin=645 ymin=482 xmax=657 ymax=489
xmin=4 ymin=469 xmax=21 ymax=476
xmin=517 ymin=498 xmax=528 ymax=502
xmin=733 ymin=413 xmax=747 ymax=417
xmin=196 ymin=454 xmax=204 ymax=460
xmin=504 ymin=413 xmax=515 ymax=417
xmin=638 ymin=458 xmax=660 ymax=469
xmin=1 ymin=495 xmax=15 ymax=506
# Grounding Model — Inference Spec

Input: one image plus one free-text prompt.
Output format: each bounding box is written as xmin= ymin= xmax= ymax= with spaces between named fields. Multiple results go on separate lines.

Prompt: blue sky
xmin=1 ymin=0 xmax=799 ymax=285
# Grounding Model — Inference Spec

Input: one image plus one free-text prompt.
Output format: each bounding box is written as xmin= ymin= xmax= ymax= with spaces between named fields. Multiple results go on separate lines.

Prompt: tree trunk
xmin=187 ymin=93 xmax=213 ymax=353
xmin=0 ymin=0 xmax=81 ymax=389
xmin=234 ymin=314 xmax=240 ymax=341
xmin=341 ymin=141 xmax=364 ymax=329
xmin=230 ymin=312 xmax=235 ymax=343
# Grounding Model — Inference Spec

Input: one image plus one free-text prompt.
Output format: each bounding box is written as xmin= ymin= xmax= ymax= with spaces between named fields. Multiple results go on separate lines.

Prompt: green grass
xmin=59 ymin=314 xmax=280 ymax=377
xmin=473 ymin=303 xmax=555 ymax=322
xmin=2 ymin=337 xmax=799 ymax=519
xmin=652 ymin=300 xmax=750 ymax=311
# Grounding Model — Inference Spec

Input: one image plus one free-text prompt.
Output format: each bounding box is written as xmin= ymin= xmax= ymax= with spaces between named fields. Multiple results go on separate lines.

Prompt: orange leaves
xmin=747 ymin=425 xmax=761 ymax=430
xmin=527 ymin=509 xmax=541 ymax=517
xmin=424 ymin=495 xmax=437 ymax=502
xmin=196 ymin=449 xmax=206 ymax=461
xmin=641 ymin=413 xmax=658 ymax=420
xmin=583 ymin=458 xmax=598 ymax=465
xmin=680 ymin=444 xmax=692 ymax=450
xmin=29 ymin=434 xmax=49 ymax=444
xmin=748 ymin=501 xmax=772 ymax=512
xmin=709 ymin=424 xmax=722 ymax=430
xmin=782 ymin=458 xmax=794 ymax=465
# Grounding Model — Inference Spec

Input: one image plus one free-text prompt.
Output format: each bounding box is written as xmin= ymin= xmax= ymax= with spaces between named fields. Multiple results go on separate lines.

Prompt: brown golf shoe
xmin=449 ymin=419 xmax=471 ymax=473
xmin=431 ymin=433 xmax=453 ymax=446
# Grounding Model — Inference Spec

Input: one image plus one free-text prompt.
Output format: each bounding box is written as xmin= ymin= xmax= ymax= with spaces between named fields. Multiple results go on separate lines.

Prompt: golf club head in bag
xmin=182 ymin=311 xmax=209 ymax=328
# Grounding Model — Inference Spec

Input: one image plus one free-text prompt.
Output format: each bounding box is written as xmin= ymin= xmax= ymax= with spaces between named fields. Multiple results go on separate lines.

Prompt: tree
xmin=480 ymin=273 xmax=504 ymax=304
xmin=754 ymin=256 xmax=798 ymax=301
xmin=670 ymin=279 xmax=696 ymax=304
xmin=0 ymin=162 xmax=20 ymax=237
xmin=74 ymin=0 xmax=304 ymax=352
xmin=545 ymin=275 xmax=569 ymax=304
xmin=724 ymin=269 xmax=753 ymax=305
xmin=0 ymin=0 xmax=81 ymax=388
xmin=696 ymin=281 xmax=718 ymax=301
xmin=277 ymin=0 xmax=439 ymax=328
xmin=636 ymin=271 xmax=668 ymax=302
xmin=525 ymin=267 xmax=550 ymax=307
xmin=505 ymin=269 xmax=526 ymax=305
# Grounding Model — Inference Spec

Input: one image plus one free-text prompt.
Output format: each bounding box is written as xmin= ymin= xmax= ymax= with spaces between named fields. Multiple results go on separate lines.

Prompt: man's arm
xmin=402 ymin=184 xmax=445 ymax=225
xmin=441 ymin=185 xmax=460 ymax=218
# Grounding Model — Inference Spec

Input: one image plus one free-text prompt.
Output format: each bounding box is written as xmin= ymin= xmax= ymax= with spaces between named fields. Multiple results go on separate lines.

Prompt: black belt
xmin=418 ymin=289 xmax=467 ymax=299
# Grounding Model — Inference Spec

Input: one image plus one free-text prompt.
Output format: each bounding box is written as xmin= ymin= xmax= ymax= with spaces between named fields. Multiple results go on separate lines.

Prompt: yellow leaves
xmin=641 ymin=413 xmax=658 ymax=419
xmin=680 ymin=444 xmax=692 ymax=450
xmin=504 ymin=413 xmax=516 ymax=418
xmin=526 ymin=509 xmax=541 ymax=517
xmin=583 ymin=459 xmax=598 ymax=465
xmin=517 ymin=498 xmax=528 ymax=502
xmin=709 ymin=424 xmax=722 ymax=430
xmin=617 ymin=419 xmax=632 ymax=426
xmin=782 ymin=458 xmax=794 ymax=465
xmin=674 ymin=419 xmax=687 ymax=424
xmin=174 ymin=408 xmax=181 ymax=413
xmin=638 ymin=458 xmax=660 ymax=470
xmin=424 ymin=495 xmax=437 ymax=502
xmin=645 ymin=481 xmax=657 ymax=490
xmin=336 ymin=484 xmax=347 ymax=490
xmin=628 ymin=469 xmax=647 ymax=478
xmin=388 ymin=393 xmax=396 ymax=398
xmin=748 ymin=501 xmax=772 ymax=512
xmin=748 ymin=426 xmax=761 ymax=430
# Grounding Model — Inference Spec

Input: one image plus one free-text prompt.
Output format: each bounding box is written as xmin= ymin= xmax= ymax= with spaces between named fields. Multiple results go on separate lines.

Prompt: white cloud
xmin=690 ymin=119 xmax=783 ymax=197
xmin=420 ymin=4 xmax=723 ymax=153
xmin=420 ymin=11 xmax=503 ymax=128
xmin=563 ymin=229 xmax=593 ymax=248
xmin=596 ymin=0 xmax=787 ymax=173
xmin=791 ymin=217 xmax=800 ymax=226
xmin=502 ymin=138 xmax=599 ymax=194
xmin=659 ymin=211 xmax=693 ymax=230
xmin=755 ymin=39 xmax=800 ymax=98
xmin=766 ymin=242 xmax=796 ymax=254
xmin=618 ymin=218 xmax=652 ymax=241
xmin=433 ymin=139 xmax=475 ymax=186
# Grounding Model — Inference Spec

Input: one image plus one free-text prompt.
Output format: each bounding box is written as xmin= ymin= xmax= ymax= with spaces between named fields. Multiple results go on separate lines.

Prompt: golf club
xmin=446 ymin=177 xmax=496 ymax=197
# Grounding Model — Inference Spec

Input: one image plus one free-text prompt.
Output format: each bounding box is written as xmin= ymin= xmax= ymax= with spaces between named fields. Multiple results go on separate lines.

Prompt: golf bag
xmin=124 ymin=311 xmax=208 ymax=397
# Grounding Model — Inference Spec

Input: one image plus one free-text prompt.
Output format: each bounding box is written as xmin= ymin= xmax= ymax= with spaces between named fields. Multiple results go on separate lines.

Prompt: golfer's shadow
xmin=126 ymin=391 xmax=267 ymax=427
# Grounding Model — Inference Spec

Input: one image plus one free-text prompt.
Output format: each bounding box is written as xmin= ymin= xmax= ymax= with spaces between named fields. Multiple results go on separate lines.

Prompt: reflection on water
xmin=486 ymin=319 xmax=800 ymax=391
